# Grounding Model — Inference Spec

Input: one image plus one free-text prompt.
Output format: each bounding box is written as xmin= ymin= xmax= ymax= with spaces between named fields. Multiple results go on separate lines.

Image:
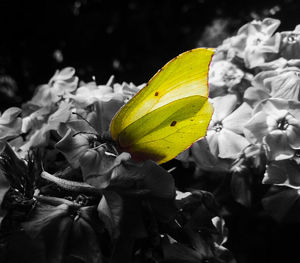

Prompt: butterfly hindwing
xmin=117 ymin=95 xmax=213 ymax=164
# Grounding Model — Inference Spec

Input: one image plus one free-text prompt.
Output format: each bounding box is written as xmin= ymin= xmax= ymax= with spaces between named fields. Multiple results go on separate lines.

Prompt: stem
xmin=34 ymin=195 xmax=81 ymax=208
xmin=41 ymin=171 xmax=101 ymax=195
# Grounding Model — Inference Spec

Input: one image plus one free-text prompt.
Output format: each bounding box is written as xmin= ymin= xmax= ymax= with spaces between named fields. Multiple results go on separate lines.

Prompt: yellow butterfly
xmin=110 ymin=48 xmax=214 ymax=164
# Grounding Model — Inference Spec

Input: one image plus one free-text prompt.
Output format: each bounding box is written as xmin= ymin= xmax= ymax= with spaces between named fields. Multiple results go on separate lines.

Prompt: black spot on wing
xmin=170 ymin=121 xmax=177 ymax=127
xmin=155 ymin=91 xmax=159 ymax=96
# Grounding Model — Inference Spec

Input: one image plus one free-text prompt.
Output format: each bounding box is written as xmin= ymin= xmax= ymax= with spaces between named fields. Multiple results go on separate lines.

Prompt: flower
xmin=244 ymin=66 xmax=300 ymax=107
xmin=229 ymin=18 xmax=281 ymax=68
xmin=55 ymin=129 xmax=93 ymax=168
xmin=48 ymin=67 xmax=78 ymax=101
xmin=268 ymin=67 xmax=300 ymax=100
xmin=263 ymin=158 xmax=300 ymax=187
xmin=255 ymin=67 xmax=300 ymax=100
xmin=0 ymin=107 xmax=22 ymax=140
xmin=244 ymin=98 xmax=300 ymax=160
xmin=208 ymin=60 xmax=245 ymax=97
xmin=113 ymin=81 xmax=145 ymax=102
xmin=27 ymin=67 xmax=78 ymax=108
xmin=67 ymin=81 xmax=123 ymax=107
xmin=206 ymin=94 xmax=252 ymax=159
xmin=280 ymin=25 xmax=300 ymax=59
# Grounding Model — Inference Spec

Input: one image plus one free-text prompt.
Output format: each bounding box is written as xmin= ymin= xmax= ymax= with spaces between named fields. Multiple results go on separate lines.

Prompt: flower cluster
xmin=0 ymin=66 xmax=233 ymax=261
xmin=2 ymin=17 xmax=300 ymax=262
xmin=190 ymin=18 xmax=300 ymax=216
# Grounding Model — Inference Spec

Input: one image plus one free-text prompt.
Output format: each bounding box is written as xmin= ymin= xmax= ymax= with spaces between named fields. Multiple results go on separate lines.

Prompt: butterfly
xmin=110 ymin=48 xmax=214 ymax=164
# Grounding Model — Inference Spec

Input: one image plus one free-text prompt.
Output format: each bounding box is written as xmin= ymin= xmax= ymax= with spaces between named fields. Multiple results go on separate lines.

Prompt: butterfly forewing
xmin=110 ymin=48 xmax=214 ymax=141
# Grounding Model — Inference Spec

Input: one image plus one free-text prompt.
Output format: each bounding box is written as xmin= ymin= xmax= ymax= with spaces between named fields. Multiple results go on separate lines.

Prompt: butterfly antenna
xmin=72 ymin=112 xmax=97 ymax=132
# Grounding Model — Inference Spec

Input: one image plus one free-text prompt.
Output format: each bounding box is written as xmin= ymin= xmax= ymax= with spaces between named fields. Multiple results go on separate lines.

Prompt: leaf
xmin=97 ymin=191 xmax=123 ymax=239
xmin=140 ymin=161 xmax=175 ymax=199
xmin=22 ymin=203 xmax=70 ymax=238
xmin=69 ymin=210 xmax=103 ymax=263
xmin=0 ymin=140 xmax=30 ymax=193
xmin=162 ymin=239 xmax=201 ymax=263
xmin=45 ymin=216 xmax=73 ymax=263
xmin=230 ymin=165 xmax=252 ymax=207
xmin=0 ymin=163 xmax=10 ymax=226
xmin=185 ymin=228 xmax=214 ymax=259
xmin=22 ymin=203 xmax=73 ymax=263
xmin=211 ymin=216 xmax=228 ymax=245
xmin=262 ymin=186 xmax=300 ymax=223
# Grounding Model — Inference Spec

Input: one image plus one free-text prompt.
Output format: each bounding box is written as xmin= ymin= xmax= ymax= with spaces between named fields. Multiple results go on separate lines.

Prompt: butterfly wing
xmin=117 ymin=95 xmax=213 ymax=164
xmin=110 ymin=48 xmax=214 ymax=164
xmin=110 ymin=48 xmax=214 ymax=140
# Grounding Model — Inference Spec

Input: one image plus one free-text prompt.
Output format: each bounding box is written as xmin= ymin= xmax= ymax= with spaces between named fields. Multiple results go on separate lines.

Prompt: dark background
xmin=0 ymin=0 xmax=298 ymax=106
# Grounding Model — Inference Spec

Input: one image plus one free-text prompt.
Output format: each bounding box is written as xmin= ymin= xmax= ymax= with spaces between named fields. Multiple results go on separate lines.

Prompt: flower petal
xmin=252 ymin=70 xmax=276 ymax=90
xmin=254 ymin=98 xmax=288 ymax=116
xmin=263 ymin=160 xmax=300 ymax=187
xmin=218 ymin=129 xmax=250 ymax=159
xmin=269 ymin=70 xmax=300 ymax=100
xmin=55 ymin=129 xmax=90 ymax=168
xmin=243 ymin=86 xmax=270 ymax=107
xmin=262 ymin=18 xmax=281 ymax=36
xmin=243 ymin=111 xmax=269 ymax=143
xmin=206 ymin=130 xmax=219 ymax=157
xmin=223 ymin=102 xmax=252 ymax=134
xmin=210 ymin=94 xmax=237 ymax=122
xmin=286 ymin=117 xmax=300 ymax=149
xmin=264 ymin=130 xmax=295 ymax=160
xmin=191 ymin=139 xmax=231 ymax=172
